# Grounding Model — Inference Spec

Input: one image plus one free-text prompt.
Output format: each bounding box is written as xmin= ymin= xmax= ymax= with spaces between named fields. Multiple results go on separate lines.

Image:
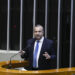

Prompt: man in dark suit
xmin=20 ymin=25 xmax=56 ymax=70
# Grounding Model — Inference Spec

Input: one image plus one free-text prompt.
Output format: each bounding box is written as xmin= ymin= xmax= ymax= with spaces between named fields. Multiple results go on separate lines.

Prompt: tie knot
xmin=37 ymin=40 xmax=39 ymax=43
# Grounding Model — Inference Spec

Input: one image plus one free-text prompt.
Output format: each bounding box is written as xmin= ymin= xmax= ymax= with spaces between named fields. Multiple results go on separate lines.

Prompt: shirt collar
xmin=36 ymin=36 xmax=44 ymax=42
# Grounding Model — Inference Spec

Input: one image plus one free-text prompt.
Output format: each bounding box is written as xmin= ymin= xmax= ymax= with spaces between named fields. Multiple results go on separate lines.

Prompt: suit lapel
xmin=29 ymin=38 xmax=35 ymax=65
xmin=31 ymin=38 xmax=47 ymax=54
xmin=30 ymin=38 xmax=35 ymax=52
xmin=39 ymin=38 xmax=46 ymax=56
xmin=41 ymin=38 xmax=46 ymax=50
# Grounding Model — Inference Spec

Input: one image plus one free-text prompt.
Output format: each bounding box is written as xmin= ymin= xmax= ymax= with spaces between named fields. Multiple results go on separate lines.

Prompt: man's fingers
xmin=46 ymin=57 xmax=48 ymax=59
xmin=19 ymin=50 xmax=23 ymax=53
xmin=43 ymin=52 xmax=48 ymax=56
xmin=19 ymin=50 xmax=25 ymax=54
xmin=44 ymin=52 xmax=48 ymax=54
xmin=43 ymin=54 xmax=49 ymax=59
xmin=43 ymin=53 xmax=48 ymax=57
xmin=43 ymin=54 xmax=46 ymax=56
xmin=43 ymin=52 xmax=51 ymax=59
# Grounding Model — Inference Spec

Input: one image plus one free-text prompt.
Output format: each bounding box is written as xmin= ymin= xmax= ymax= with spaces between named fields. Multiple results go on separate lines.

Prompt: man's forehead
xmin=34 ymin=26 xmax=43 ymax=30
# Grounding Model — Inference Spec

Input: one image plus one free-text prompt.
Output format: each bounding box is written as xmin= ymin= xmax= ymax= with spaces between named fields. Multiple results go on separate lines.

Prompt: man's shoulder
xmin=27 ymin=38 xmax=54 ymax=44
xmin=27 ymin=38 xmax=35 ymax=43
xmin=28 ymin=38 xmax=35 ymax=41
xmin=45 ymin=38 xmax=54 ymax=44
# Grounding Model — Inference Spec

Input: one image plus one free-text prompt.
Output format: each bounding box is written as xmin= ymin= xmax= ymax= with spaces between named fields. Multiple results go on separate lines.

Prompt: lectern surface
xmin=0 ymin=60 xmax=75 ymax=75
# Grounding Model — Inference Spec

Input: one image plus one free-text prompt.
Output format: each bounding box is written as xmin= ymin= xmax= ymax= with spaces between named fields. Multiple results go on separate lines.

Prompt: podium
xmin=0 ymin=60 xmax=75 ymax=75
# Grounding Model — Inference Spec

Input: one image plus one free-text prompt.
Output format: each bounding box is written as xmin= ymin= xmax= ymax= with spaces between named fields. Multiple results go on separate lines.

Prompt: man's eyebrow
xmin=35 ymin=31 xmax=41 ymax=32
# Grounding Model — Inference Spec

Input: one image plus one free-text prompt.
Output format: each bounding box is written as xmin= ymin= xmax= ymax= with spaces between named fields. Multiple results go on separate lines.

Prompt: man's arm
xmin=43 ymin=40 xmax=56 ymax=60
xmin=50 ymin=41 xmax=56 ymax=59
xmin=20 ymin=41 xmax=29 ymax=59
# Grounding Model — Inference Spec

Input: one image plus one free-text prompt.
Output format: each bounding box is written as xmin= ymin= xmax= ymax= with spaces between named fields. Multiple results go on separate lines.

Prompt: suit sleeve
xmin=50 ymin=41 xmax=56 ymax=60
xmin=21 ymin=40 xmax=29 ymax=60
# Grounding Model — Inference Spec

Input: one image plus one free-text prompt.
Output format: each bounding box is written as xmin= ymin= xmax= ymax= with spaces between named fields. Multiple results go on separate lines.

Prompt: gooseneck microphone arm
xmin=8 ymin=52 xmax=20 ymax=69
xmin=8 ymin=46 xmax=30 ymax=69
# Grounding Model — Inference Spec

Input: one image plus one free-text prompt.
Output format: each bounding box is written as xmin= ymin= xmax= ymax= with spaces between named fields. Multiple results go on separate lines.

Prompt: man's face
xmin=33 ymin=26 xmax=44 ymax=40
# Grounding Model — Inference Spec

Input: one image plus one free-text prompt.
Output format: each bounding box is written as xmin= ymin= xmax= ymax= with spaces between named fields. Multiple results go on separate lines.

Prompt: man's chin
xmin=35 ymin=37 xmax=41 ymax=40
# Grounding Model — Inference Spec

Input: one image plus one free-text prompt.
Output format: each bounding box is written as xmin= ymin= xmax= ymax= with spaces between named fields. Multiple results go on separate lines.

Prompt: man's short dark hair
xmin=35 ymin=24 xmax=44 ymax=32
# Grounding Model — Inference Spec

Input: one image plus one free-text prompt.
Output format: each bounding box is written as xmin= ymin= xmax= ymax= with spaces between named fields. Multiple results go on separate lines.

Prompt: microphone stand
xmin=8 ymin=52 xmax=20 ymax=69
xmin=8 ymin=46 xmax=30 ymax=69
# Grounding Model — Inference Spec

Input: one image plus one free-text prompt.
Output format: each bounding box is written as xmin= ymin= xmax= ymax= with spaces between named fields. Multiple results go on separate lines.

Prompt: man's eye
xmin=35 ymin=31 xmax=41 ymax=33
xmin=39 ymin=31 xmax=41 ymax=32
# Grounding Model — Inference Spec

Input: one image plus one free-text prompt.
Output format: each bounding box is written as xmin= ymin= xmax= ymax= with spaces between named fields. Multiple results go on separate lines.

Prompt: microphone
xmin=8 ymin=45 xmax=31 ymax=69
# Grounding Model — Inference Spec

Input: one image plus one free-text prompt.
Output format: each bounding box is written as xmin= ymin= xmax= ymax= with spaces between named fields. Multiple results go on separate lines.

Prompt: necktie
xmin=33 ymin=40 xmax=39 ymax=68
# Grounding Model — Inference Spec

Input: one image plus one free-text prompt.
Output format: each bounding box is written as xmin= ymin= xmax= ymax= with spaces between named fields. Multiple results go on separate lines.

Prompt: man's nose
xmin=36 ymin=32 xmax=39 ymax=34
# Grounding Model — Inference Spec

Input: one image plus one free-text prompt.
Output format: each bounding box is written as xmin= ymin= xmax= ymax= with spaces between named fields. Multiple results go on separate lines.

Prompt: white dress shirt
xmin=33 ymin=37 xmax=44 ymax=68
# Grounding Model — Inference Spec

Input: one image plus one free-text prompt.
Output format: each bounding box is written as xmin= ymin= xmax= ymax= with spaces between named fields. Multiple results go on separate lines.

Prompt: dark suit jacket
xmin=21 ymin=38 xmax=56 ymax=70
